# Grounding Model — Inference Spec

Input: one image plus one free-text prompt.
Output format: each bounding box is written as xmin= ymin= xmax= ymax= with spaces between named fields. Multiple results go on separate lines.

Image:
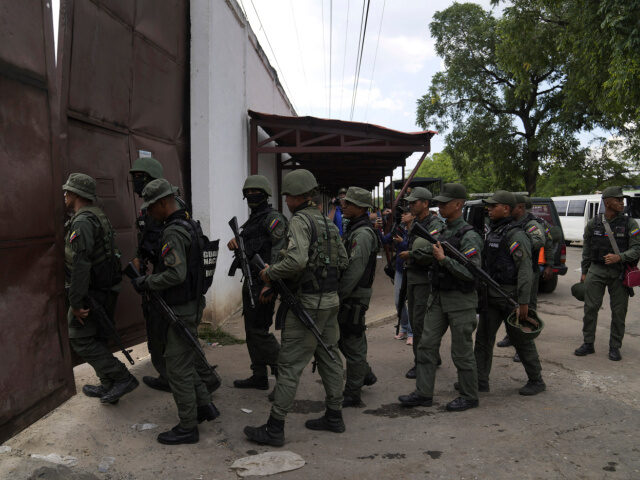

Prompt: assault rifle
xmin=86 ymin=295 xmax=135 ymax=365
xmin=123 ymin=262 xmax=221 ymax=384
xmin=250 ymin=254 xmax=337 ymax=362
xmin=395 ymin=268 xmax=408 ymax=335
xmin=411 ymin=222 xmax=519 ymax=310
xmin=228 ymin=216 xmax=256 ymax=308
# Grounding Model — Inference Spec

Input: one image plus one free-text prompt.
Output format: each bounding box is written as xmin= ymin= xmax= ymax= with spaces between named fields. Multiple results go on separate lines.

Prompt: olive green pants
xmin=529 ymin=268 xmax=540 ymax=311
xmin=164 ymin=311 xmax=211 ymax=429
xmin=143 ymin=296 xmax=168 ymax=379
xmin=242 ymin=284 xmax=280 ymax=378
xmin=271 ymin=306 xmax=343 ymax=421
xmin=474 ymin=296 xmax=542 ymax=386
xmin=67 ymin=292 xmax=130 ymax=388
xmin=583 ymin=265 xmax=629 ymax=348
xmin=416 ymin=300 xmax=478 ymax=400
xmin=339 ymin=331 xmax=369 ymax=398
xmin=408 ymin=283 xmax=429 ymax=364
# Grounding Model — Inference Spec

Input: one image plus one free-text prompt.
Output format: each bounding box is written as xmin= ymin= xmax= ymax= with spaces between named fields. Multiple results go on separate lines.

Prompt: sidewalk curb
xmin=367 ymin=313 xmax=397 ymax=329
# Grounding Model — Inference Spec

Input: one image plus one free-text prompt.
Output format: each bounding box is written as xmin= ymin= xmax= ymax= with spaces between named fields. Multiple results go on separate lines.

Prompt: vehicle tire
xmin=539 ymin=274 xmax=558 ymax=294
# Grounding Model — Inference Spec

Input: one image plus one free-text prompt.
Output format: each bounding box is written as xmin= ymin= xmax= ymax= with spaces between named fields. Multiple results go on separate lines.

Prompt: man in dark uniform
xmin=227 ymin=175 xmax=287 ymax=391
xmin=399 ymin=183 xmax=482 ymax=411
xmin=129 ymin=157 xmax=220 ymax=394
xmin=474 ymin=190 xmax=546 ymax=396
xmin=63 ymin=173 xmax=138 ymax=404
xmin=398 ymin=187 xmax=445 ymax=378
xmin=575 ymin=186 xmax=640 ymax=361
xmin=134 ymin=179 xmax=219 ymax=445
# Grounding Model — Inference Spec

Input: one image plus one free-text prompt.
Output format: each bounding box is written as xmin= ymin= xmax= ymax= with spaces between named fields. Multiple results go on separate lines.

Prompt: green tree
xmin=417 ymin=2 xmax=585 ymax=194
xmin=416 ymin=151 xmax=495 ymax=193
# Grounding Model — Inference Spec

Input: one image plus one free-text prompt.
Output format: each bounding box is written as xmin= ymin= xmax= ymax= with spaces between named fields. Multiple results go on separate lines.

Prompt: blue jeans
xmin=394 ymin=269 xmax=412 ymax=336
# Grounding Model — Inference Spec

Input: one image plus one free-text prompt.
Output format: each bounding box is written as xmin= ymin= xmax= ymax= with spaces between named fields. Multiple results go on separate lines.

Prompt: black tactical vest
xmin=407 ymin=215 xmax=440 ymax=272
xmin=241 ymin=204 xmax=273 ymax=272
xmin=484 ymin=219 xmax=520 ymax=286
xmin=345 ymin=215 xmax=379 ymax=289
xmin=136 ymin=197 xmax=188 ymax=267
xmin=431 ymin=224 xmax=476 ymax=293
xmin=591 ymin=214 xmax=630 ymax=264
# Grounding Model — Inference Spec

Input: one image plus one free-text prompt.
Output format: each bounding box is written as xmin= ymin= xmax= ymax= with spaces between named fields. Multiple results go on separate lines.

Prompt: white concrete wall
xmin=190 ymin=0 xmax=295 ymax=324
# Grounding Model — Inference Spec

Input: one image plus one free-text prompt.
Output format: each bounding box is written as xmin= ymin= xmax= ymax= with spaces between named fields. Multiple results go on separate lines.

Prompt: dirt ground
xmin=1 ymin=248 xmax=639 ymax=479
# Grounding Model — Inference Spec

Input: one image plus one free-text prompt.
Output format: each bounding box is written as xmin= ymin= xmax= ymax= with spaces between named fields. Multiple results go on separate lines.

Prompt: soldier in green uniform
xmin=244 ymin=169 xmax=348 ymax=447
xmin=338 ymin=187 xmax=380 ymax=407
xmin=134 ymin=179 xmax=219 ymax=445
xmin=63 ymin=173 xmax=138 ymax=404
xmin=227 ymin=175 xmax=287 ymax=391
xmin=575 ymin=186 xmax=640 ymax=361
xmin=474 ymin=190 xmax=546 ymax=396
xmin=398 ymin=187 xmax=445 ymax=378
xmin=399 ymin=183 xmax=482 ymax=411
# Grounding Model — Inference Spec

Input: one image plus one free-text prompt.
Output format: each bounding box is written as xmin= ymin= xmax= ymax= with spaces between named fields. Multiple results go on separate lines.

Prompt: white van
xmin=552 ymin=191 xmax=640 ymax=244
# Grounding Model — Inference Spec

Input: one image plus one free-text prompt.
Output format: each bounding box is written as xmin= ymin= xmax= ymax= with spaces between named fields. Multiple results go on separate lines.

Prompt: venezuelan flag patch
xmin=509 ymin=241 xmax=520 ymax=254
xmin=161 ymin=243 xmax=170 ymax=257
xmin=527 ymin=225 xmax=537 ymax=233
xmin=430 ymin=229 xmax=439 ymax=235
xmin=269 ymin=218 xmax=280 ymax=230
xmin=631 ymin=227 xmax=640 ymax=237
xmin=69 ymin=231 xmax=78 ymax=242
xmin=464 ymin=247 xmax=478 ymax=258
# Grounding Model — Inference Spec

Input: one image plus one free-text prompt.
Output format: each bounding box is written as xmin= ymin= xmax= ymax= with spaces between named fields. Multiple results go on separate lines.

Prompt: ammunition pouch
xmin=300 ymin=266 xmax=339 ymax=294
xmin=338 ymin=301 xmax=367 ymax=337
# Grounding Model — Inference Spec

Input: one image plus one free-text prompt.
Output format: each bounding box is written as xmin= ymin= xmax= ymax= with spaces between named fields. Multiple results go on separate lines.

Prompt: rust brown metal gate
xmin=57 ymin=0 xmax=191 ymax=350
xmin=0 ymin=0 xmax=74 ymax=442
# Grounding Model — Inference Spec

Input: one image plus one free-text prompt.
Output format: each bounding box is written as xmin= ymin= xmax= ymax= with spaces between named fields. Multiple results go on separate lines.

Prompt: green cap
xmin=524 ymin=196 xmax=533 ymax=209
xmin=62 ymin=173 xmax=97 ymax=202
xmin=243 ymin=175 xmax=272 ymax=196
xmin=433 ymin=183 xmax=467 ymax=202
xmin=484 ymin=190 xmax=516 ymax=208
xmin=281 ymin=169 xmax=318 ymax=196
xmin=602 ymin=186 xmax=624 ymax=199
xmin=514 ymin=193 xmax=527 ymax=205
xmin=129 ymin=156 xmax=163 ymax=179
xmin=571 ymin=282 xmax=585 ymax=301
xmin=404 ymin=186 xmax=433 ymax=202
xmin=141 ymin=178 xmax=178 ymax=209
xmin=344 ymin=186 xmax=372 ymax=208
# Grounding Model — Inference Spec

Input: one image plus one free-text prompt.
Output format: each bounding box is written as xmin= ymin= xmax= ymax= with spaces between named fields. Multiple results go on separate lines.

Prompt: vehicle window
xmin=532 ymin=203 xmax=553 ymax=224
xmin=567 ymin=199 xmax=586 ymax=216
xmin=554 ymin=200 xmax=568 ymax=216
xmin=627 ymin=197 xmax=640 ymax=218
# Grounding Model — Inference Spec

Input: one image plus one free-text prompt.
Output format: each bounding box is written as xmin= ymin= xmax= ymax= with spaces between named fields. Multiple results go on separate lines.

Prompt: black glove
xmin=131 ymin=275 xmax=148 ymax=294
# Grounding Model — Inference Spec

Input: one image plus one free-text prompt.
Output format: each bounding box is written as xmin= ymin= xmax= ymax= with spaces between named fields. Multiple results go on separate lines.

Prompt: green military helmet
xmin=344 ymin=186 xmax=372 ymax=208
xmin=571 ymin=282 xmax=585 ymax=301
xmin=506 ymin=309 xmax=544 ymax=342
xmin=281 ymin=169 xmax=318 ymax=196
xmin=129 ymin=156 xmax=163 ymax=179
xmin=62 ymin=173 xmax=97 ymax=202
xmin=141 ymin=178 xmax=178 ymax=209
xmin=243 ymin=174 xmax=272 ymax=196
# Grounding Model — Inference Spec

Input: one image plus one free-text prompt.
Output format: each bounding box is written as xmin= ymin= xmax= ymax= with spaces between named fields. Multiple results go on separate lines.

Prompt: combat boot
xmin=497 ymin=335 xmax=512 ymax=347
xmin=342 ymin=392 xmax=363 ymax=408
xmin=446 ymin=397 xmax=478 ymax=412
xmin=197 ymin=402 xmax=221 ymax=423
xmin=244 ymin=415 xmax=285 ymax=447
xmin=100 ymin=375 xmax=139 ymax=404
xmin=143 ymin=376 xmax=171 ymax=392
xmin=574 ymin=342 xmax=595 ymax=356
xmin=363 ymin=370 xmax=377 ymax=386
xmin=405 ymin=366 xmax=416 ymax=379
xmin=519 ymin=379 xmax=546 ymax=396
xmin=608 ymin=347 xmax=621 ymax=361
xmin=398 ymin=391 xmax=432 ymax=407
xmin=233 ymin=375 xmax=269 ymax=390
xmin=157 ymin=425 xmax=199 ymax=445
xmin=82 ymin=384 xmax=110 ymax=398
xmin=305 ymin=408 xmax=345 ymax=433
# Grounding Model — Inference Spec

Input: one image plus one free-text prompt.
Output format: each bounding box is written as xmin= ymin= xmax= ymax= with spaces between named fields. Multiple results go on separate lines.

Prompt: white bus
xmin=552 ymin=191 xmax=640 ymax=244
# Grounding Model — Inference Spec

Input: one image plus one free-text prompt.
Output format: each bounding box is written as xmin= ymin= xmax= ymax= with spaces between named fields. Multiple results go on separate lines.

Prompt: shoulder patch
xmin=509 ymin=241 xmax=520 ymax=254
xmin=463 ymin=247 xmax=478 ymax=258
xmin=430 ymin=228 xmax=439 ymax=235
xmin=161 ymin=243 xmax=171 ymax=257
xmin=69 ymin=231 xmax=79 ymax=242
xmin=269 ymin=218 xmax=280 ymax=230
xmin=631 ymin=227 xmax=640 ymax=237
xmin=526 ymin=225 xmax=538 ymax=233
xmin=351 ymin=239 xmax=358 ymax=250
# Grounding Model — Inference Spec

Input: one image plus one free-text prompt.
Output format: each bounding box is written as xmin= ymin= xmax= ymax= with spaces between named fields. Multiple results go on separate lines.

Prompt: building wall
xmin=190 ymin=0 xmax=295 ymax=324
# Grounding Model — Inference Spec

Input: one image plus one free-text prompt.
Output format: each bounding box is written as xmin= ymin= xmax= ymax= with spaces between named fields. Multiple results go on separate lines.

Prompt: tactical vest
xmin=295 ymin=206 xmax=342 ymax=294
xmin=484 ymin=220 xmax=520 ymax=286
xmin=591 ymin=214 xmax=630 ymax=264
xmin=65 ymin=206 xmax=122 ymax=290
xmin=344 ymin=215 xmax=379 ymax=289
xmin=407 ymin=214 xmax=440 ymax=271
xmin=518 ymin=213 xmax=542 ymax=273
xmin=136 ymin=197 xmax=188 ymax=267
xmin=241 ymin=204 xmax=274 ymax=272
xmin=431 ymin=224 xmax=476 ymax=293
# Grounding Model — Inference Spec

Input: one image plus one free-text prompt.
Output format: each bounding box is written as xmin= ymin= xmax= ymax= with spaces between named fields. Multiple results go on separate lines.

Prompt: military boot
xmin=157 ymin=425 xmax=199 ymax=445
xmin=398 ymin=391 xmax=432 ymax=407
xmin=574 ymin=342 xmax=595 ymax=356
xmin=206 ymin=368 xmax=222 ymax=393
xmin=342 ymin=393 xmax=362 ymax=408
xmin=197 ymin=402 xmax=221 ymax=423
xmin=519 ymin=379 xmax=546 ymax=396
xmin=363 ymin=369 xmax=377 ymax=386
xmin=244 ymin=416 xmax=285 ymax=447
xmin=142 ymin=376 xmax=171 ymax=393
xmin=233 ymin=375 xmax=269 ymax=390
xmin=82 ymin=384 xmax=110 ymax=398
xmin=100 ymin=375 xmax=139 ymax=404
xmin=305 ymin=408 xmax=345 ymax=433
xmin=608 ymin=347 xmax=622 ymax=361
xmin=405 ymin=366 xmax=416 ymax=379
xmin=497 ymin=335 xmax=512 ymax=347
xmin=446 ymin=397 xmax=478 ymax=412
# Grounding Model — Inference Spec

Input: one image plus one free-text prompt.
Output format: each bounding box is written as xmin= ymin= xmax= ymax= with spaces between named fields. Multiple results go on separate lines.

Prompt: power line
xmin=248 ymin=0 xmax=297 ymax=112
xmin=329 ymin=0 xmax=333 ymax=117
xmin=365 ymin=0 xmax=386 ymax=122
xmin=321 ymin=0 xmax=327 ymax=116
xmin=289 ymin=0 xmax=313 ymax=115
xmin=339 ymin=0 xmax=350 ymax=116
xmin=350 ymin=0 xmax=371 ymax=120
